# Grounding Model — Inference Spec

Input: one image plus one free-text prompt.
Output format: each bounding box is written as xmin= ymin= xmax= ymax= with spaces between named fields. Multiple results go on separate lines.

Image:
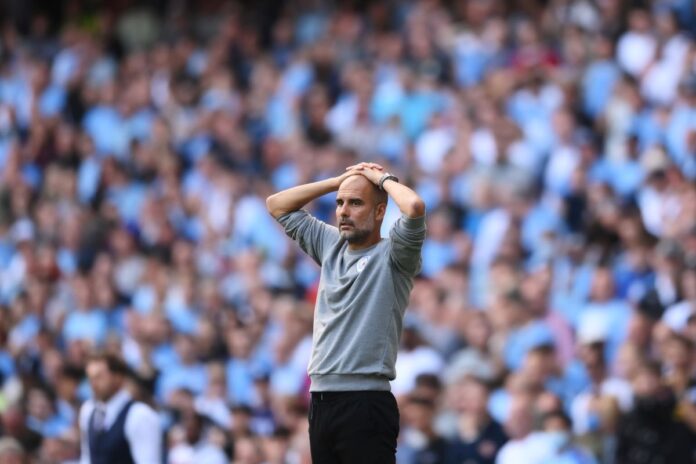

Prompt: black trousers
xmin=308 ymin=390 xmax=400 ymax=464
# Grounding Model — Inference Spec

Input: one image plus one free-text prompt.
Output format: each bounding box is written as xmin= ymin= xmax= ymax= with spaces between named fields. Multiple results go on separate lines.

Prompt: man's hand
xmin=345 ymin=162 xmax=425 ymax=217
xmin=345 ymin=162 xmax=384 ymax=186
xmin=267 ymin=167 xmax=363 ymax=218
xmin=332 ymin=166 xmax=364 ymax=189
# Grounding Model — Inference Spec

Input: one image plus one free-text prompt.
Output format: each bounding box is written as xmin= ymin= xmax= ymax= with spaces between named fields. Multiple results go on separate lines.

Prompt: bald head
xmin=339 ymin=174 xmax=388 ymax=205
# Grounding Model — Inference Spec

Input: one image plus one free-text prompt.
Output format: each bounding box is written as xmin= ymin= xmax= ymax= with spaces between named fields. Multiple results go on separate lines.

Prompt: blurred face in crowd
xmin=403 ymin=398 xmax=435 ymax=433
xmin=0 ymin=449 xmax=25 ymax=464
xmin=261 ymin=433 xmax=291 ymax=464
xmin=615 ymin=343 xmax=643 ymax=379
xmin=462 ymin=312 xmax=491 ymax=351
xmin=627 ymin=311 xmax=654 ymax=347
xmin=174 ymin=334 xmax=197 ymax=364
xmin=628 ymin=9 xmax=651 ymax=32
xmin=590 ymin=268 xmax=615 ymax=302
xmin=183 ymin=413 xmax=203 ymax=444
xmin=454 ymin=377 xmax=489 ymax=418
xmin=427 ymin=210 xmax=454 ymax=242
xmin=522 ymin=347 xmax=557 ymax=384
xmin=632 ymin=365 xmax=661 ymax=397
xmin=336 ymin=175 xmax=386 ymax=246
xmin=26 ymin=388 xmax=53 ymax=421
xmin=505 ymin=396 xmax=533 ymax=439
xmin=86 ymin=360 xmax=123 ymax=402
xmin=234 ymin=435 xmax=263 ymax=464
xmin=664 ymin=335 xmax=694 ymax=371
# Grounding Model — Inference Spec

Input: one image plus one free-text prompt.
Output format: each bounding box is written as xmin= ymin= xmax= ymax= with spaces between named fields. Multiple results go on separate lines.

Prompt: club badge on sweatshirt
xmin=356 ymin=256 xmax=370 ymax=273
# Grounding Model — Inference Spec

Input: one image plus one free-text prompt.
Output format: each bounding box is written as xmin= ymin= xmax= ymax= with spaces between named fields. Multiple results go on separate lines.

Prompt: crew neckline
xmin=345 ymin=238 xmax=384 ymax=255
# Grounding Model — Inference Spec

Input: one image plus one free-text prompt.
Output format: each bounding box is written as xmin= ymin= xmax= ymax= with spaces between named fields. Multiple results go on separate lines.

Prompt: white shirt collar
xmin=97 ymin=389 xmax=132 ymax=428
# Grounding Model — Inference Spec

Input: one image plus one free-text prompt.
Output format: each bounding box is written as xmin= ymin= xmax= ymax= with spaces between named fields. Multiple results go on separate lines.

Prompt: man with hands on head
xmin=266 ymin=162 xmax=426 ymax=464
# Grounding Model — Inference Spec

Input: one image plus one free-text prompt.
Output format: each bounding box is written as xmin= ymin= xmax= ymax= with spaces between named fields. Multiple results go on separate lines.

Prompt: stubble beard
xmin=341 ymin=227 xmax=371 ymax=244
xmin=340 ymin=216 xmax=374 ymax=244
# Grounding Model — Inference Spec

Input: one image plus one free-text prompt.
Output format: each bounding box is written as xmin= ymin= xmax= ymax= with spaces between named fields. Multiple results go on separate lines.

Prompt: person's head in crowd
xmin=589 ymin=267 xmax=616 ymax=302
xmin=614 ymin=343 xmax=646 ymax=380
xmin=627 ymin=7 xmax=652 ymax=33
xmin=535 ymin=391 xmax=563 ymax=418
xmin=493 ymin=288 xmax=527 ymax=330
xmin=85 ymin=352 xmax=131 ymax=403
xmin=631 ymin=360 xmax=675 ymax=413
xmin=618 ymin=241 xmax=652 ymax=278
xmin=181 ymin=411 xmax=207 ymax=445
xmin=426 ymin=208 xmax=456 ymax=243
xmin=402 ymin=394 xmax=438 ymax=442
xmin=38 ymin=433 xmax=80 ymax=464
xmin=578 ymin=338 xmax=607 ymax=384
xmin=226 ymin=327 xmax=254 ymax=360
xmin=504 ymin=394 xmax=534 ymax=440
xmin=0 ymin=437 xmax=26 ymax=464
xmin=0 ymin=406 xmax=42 ymax=455
xmin=504 ymin=371 xmax=541 ymax=406
xmin=400 ymin=317 xmax=426 ymax=352
xmin=174 ymin=333 xmax=198 ymax=365
xmin=232 ymin=433 xmax=263 ymax=464
xmin=521 ymin=268 xmax=552 ymax=318
xmin=412 ymin=373 xmax=443 ymax=403
xmin=24 ymin=385 xmax=56 ymax=424
xmin=662 ymin=332 xmax=694 ymax=376
xmin=166 ymin=388 xmax=196 ymax=416
xmin=126 ymin=367 xmax=157 ymax=405
xmin=230 ymin=405 xmax=254 ymax=439
xmin=488 ymin=258 xmax=519 ymax=299
xmin=452 ymin=375 xmax=491 ymax=420
xmin=459 ymin=310 xmax=493 ymax=353
xmin=654 ymin=240 xmax=684 ymax=282
xmin=203 ymin=362 xmax=227 ymax=398
xmin=521 ymin=344 xmax=559 ymax=387
xmin=40 ymin=348 xmax=66 ymax=387
xmin=282 ymin=399 xmax=310 ymax=433
xmin=591 ymin=32 xmax=614 ymax=61
xmin=261 ymin=427 xmax=292 ymax=464
xmin=628 ymin=292 xmax=664 ymax=347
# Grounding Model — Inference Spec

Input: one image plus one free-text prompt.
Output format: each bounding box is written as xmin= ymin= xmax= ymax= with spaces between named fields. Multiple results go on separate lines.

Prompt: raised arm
xmin=348 ymin=163 xmax=425 ymax=218
xmin=266 ymin=170 xmax=359 ymax=219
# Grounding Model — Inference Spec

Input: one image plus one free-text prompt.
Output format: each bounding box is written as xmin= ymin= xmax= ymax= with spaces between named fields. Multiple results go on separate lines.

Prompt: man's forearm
xmin=382 ymin=179 xmax=426 ymax=218
xmin=266 ymin=177 xmax=339 ymax=219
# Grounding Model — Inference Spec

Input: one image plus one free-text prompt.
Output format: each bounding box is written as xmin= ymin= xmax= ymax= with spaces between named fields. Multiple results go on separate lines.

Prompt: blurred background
xmin=0 ymin=0 xmax=695 ymax=463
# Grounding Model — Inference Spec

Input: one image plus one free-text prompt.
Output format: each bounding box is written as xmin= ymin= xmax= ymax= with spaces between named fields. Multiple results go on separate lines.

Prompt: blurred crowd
xmin=0 ymin=0 xmax=695 ymax=463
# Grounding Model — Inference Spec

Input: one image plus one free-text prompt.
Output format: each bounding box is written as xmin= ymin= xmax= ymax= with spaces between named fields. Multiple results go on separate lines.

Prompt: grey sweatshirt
xmin=278 ymin=210 xmax=426 ymax=391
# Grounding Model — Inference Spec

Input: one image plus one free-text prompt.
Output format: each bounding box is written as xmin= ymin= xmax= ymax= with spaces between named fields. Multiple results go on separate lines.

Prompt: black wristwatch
xmin=378 ymin=172 xmax=399 ymax=191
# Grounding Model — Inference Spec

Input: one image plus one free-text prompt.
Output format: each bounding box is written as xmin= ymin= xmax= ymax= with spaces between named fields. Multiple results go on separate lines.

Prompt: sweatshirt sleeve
xmin=388 ymin=214 xmax=426 ymax=276
xmin=277 ymin=210 xmax=340 ymax=265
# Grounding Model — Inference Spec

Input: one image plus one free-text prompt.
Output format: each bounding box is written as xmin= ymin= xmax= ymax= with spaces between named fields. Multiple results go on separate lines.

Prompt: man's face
xmin=86 ymin=361 xmax=120 ymax=402
xmin=336 ymin=175 xmax=385 ymax=245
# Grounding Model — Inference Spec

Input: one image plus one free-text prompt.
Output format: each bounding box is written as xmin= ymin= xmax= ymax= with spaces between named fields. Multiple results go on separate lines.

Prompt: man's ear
xmin=375 ymin=202 xmax=387 ymax=221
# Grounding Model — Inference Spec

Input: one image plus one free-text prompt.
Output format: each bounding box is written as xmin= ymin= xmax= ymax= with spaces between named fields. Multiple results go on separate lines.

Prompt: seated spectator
xmin=442 ymin=375 xmax=507 ymax=464
xmin=168 ymin=411 xmax=228 ymax=464
xmin=615 ymin=360 xmax=696 ymax=463
xmin=397 ymin=395 xmax=447 ymax=464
